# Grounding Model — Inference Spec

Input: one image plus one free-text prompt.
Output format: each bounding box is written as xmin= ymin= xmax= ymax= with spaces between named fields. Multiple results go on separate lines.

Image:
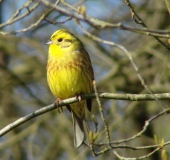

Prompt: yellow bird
xmin=45 ymin=29 xmax=94 ymax=147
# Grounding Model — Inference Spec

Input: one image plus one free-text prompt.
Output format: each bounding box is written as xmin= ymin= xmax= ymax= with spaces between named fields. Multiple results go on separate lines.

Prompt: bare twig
xmin=97 ymin=108 xmax=170 ymax=146
xmin=1 ymin=0 xmax=170 ymax=38
xmin=124 ymin=0 xmax=170 ymax=50
xmin=114 ymin=147 xmax=160 ymax=160
xmin=93 ymin=81 xmax=111 ymax=155
xmin=44 ymin=16 xmax=72 ymax=24
xmin=75 ymin=20 xmax=166 ymax=109
xmin=40 ymin=0 xmax=170 ymax=38
xmin=163 ymin=0 xmax=170 ymax=14
xmin=0 ymin=1 xmax=40 ymax=29
xmin=0 ymin=0 xmax=59 ymax=35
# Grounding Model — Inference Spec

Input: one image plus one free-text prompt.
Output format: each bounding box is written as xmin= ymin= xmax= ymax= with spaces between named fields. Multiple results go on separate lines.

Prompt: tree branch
xmin=124 ymin=0 xmax=170 ymax=50
xmin=40 ymin=0 xmax=170 ymax=39
xmin=0 ymin=92 xmax=170 ymax=137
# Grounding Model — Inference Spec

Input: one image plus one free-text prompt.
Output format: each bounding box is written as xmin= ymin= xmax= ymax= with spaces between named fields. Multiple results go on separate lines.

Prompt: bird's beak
xmin=44 ymin=40 xmax=53 ymax=45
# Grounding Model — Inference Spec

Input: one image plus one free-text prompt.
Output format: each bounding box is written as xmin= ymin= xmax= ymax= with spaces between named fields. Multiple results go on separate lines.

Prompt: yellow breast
xmin=47 ymin=51 xmax=91 ymax=99
xmin=46 ymin=34 xmax=93 ymax=117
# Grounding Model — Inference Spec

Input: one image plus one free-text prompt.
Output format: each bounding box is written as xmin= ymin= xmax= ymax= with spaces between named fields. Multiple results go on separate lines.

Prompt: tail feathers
xmin=72 ymin=112 xmax=89 ymax=148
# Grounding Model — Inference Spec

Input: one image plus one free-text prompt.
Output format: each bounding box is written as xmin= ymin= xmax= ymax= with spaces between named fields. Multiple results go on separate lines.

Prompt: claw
xmin=54 ymin=98 xmax=63 ymax=113
xmin=76 ymin=93 xmax=83 ymax=102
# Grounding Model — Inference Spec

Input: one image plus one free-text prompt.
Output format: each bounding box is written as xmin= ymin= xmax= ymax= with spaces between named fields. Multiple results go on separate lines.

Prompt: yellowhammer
xmin=45 ymin=29 xmax=94 ymax=147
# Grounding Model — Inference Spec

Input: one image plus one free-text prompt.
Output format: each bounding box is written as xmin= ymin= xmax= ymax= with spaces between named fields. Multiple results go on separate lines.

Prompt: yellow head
xmin=45 ymin=29 xmax=84 ymax=58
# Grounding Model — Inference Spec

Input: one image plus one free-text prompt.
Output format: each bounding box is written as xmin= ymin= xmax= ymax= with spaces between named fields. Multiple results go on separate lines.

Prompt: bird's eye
xmin=58 ymin=38 xmax=63 ymax=42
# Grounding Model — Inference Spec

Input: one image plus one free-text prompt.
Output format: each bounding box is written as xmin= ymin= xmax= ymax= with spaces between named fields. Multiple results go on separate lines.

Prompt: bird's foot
xmin=54 ymin=98 xmax=63 ymax=113
xmin=76 ymin=93 xmax=83 ymax=103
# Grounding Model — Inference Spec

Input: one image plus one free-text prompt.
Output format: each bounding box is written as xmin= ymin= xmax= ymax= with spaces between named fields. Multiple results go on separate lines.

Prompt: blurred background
xmin=0 ymin=0 xmax=170 ymax=159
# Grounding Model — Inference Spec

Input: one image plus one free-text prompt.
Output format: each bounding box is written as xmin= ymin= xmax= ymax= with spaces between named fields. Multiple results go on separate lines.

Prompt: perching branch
xmin=76 ymin=21 xmax=166 ymax=109
xmin=0 ymin=92 xmax=170 ymax=137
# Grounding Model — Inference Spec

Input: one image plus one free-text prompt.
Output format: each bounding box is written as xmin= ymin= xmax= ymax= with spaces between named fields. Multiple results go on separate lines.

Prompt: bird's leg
xmin=76 ymin=93 xmax=83 ymax=103
xmin=76 ymin=93 xmax=83 ymax=111
xmin=54 ymin=98 xmax=63 ymax=113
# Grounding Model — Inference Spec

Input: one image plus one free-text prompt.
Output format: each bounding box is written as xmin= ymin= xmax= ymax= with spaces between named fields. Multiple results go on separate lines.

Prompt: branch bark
xmin=0 ymin=92 xmax=170 ymax=137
